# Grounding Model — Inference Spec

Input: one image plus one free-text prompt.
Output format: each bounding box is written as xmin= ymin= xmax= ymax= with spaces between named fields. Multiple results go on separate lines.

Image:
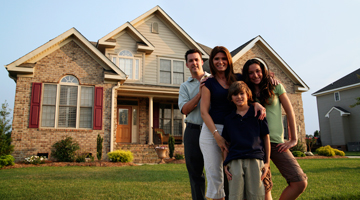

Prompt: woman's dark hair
xmin=242 ymin=59 xmax=274 ymax=105
xmin=227 ymin=81 xmax=253 ymax=105
xmin=209 ymin=46 xmax=236 ymax=86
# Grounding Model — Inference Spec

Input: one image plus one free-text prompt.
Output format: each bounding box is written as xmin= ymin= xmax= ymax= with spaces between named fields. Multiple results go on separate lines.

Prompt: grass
xmin=1 ymin=159 xmax=360 ymax=199
xmin=345 ymin=151 xmax=360 ymax=156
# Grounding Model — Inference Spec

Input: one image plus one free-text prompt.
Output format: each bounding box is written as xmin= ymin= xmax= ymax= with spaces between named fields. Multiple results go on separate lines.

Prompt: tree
xmin=0 ymin=101 xmax=14 ymax=156
xmin=314 ymin=130 xmax=319 ymax=137
xmin=97 ymin=134 xmax=103 ymax=161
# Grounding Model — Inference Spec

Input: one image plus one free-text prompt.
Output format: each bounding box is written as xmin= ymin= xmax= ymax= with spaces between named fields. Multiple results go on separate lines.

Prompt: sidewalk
xmin=346 ymin=156 xmax=360 ymax=158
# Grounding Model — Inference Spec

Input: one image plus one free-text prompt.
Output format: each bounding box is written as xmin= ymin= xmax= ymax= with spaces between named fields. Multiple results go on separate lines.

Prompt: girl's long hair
xmin=242 ymin=59 xmax=275 ymax=105
xmin=209 ymin=46 xmax=236 ymax=86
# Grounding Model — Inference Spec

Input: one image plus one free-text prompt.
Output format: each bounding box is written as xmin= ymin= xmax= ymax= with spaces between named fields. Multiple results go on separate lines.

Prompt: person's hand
xmin=276 ymin=139 xmax=297 ymax=153
xmin=261 ymin=162 xmax=270 ymax=181
xmin=270 ymin=76 xmax=280 ymax=86
xmin=225 ymin=165 xmax=232 ymax=180
xmin=254 ymin=102 xmax=266 ymax=120
xmin=214 ymin=132 xmax=228 ymax=153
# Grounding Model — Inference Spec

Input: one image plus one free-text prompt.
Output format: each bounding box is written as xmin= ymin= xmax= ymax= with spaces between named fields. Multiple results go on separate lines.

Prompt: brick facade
xmin=233 ymin=45 xmax=306 ymax=143
xmin=11 ymin=40 xmax=116 ymax=161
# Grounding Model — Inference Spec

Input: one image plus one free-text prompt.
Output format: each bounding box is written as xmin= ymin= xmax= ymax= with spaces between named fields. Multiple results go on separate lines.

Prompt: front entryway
xmin=116 ymin=106 xmax=132 ymax=143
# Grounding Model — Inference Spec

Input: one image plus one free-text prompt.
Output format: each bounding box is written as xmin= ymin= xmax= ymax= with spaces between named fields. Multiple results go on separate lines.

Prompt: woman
xmin=242 ymin=59 xmax=308 ymax=200
xmin=199 ymin=46 xmax=266 ymax=200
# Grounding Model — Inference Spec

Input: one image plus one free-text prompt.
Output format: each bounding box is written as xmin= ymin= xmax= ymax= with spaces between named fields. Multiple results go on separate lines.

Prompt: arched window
xmin=41 ymin=75 xmax=94 ymax=128
xmin=111 ymin=50 xmax=140 ymax=80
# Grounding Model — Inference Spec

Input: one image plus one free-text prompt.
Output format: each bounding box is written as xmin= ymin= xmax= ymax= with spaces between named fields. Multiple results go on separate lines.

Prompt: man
xmin=178 ymin=49 xmax=209 ymax=200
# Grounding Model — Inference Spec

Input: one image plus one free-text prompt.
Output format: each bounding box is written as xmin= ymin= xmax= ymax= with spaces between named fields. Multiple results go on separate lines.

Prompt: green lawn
xmin=0 ymin=159 xmax=359 ymax=199
xmin=345 ymin=151 xmax=360 ymax=156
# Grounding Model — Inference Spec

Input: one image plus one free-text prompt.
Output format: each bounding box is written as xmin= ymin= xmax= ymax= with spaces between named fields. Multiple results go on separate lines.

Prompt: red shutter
xmin=93 ymin=87 xmax=103 ymax=130
xmin=153 ymin=103 xmax=159 ymax=128
xmin=29 ymin=83 xmax=42 ymax=128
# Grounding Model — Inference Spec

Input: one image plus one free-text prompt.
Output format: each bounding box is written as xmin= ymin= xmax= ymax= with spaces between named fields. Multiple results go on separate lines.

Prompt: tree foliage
xmin=0 ymin=101 xmax=14 ymax=156
xmin=97 ymin=134 xmax=103 ymax=161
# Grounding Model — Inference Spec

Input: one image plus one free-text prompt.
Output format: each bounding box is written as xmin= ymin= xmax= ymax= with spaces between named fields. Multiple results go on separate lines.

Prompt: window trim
xmin=110 ymin=50 xmax=141 ymax=81
xmin=158 ymin=57 xmax=185 ymax=85
xmin=40 ymin=76 xmax=94 ymax=129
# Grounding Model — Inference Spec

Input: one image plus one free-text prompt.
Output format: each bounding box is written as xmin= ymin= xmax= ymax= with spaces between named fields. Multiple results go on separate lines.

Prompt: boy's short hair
xmin=227 ymin=81 xmax=253 ymax=104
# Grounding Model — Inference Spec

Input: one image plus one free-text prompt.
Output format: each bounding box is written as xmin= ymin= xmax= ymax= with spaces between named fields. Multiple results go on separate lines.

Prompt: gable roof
xmin=325 ymin=106 xmax=351 ymax=118
xmin=97 ymin=22 xmax=155 ymax=54
xmin=231 ymin=35 xmax=309 ymax=93
xmin=98 ymin=5 xmax=209 ymax=59
xmin=5 ymin=28 xmax=127 ymax=83
xmin=312 ymin=68 xmax=360 ymax=96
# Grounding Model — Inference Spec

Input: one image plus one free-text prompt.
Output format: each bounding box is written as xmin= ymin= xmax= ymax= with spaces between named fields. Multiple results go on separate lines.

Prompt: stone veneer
xmin=233 ymin=45 xmax=306 ymax=143
xmin=11 ymin=40 xmax=116 ymax=162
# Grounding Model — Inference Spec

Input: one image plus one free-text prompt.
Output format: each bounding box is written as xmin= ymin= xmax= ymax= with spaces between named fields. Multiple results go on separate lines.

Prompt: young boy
xmin=222 ymin=81 xmax=270 ymax=200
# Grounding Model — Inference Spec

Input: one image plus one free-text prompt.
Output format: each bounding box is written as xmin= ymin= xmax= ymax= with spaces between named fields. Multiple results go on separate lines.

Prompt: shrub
xmin=75 ymin=153 xmax=87 ymax=163
xmin=316 ymin=145 xmax=335 ymax=156
xmin=97 ymin=134 xmax=103 ymax=161
xmin=334 ymin=149 xmax=345 ymax=156
xmin=24 ymin=156 xmax=46 ymax=164
xmin=51 ymin=136 xmax=80 ymax=162
xmin=290 ymin=139 xmax=306 ymax=152
xmin=0 ymin=134 xmax=14 ymax=156
xmin=168 ymin=135 xmax=175 ymax=158
xmin=0 ymin=155 xmax=15 ymax=168
xmin=175 ymin=153 xmax=184 ymax=160
xmin=292 ymin=151 xmax=306 ymax=157
xmin=107 ymin=150 xmax=133 ymax=163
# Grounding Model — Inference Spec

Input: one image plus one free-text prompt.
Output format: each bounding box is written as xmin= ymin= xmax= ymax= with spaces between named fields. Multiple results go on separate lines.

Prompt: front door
xmin=116 ymin=106 xmax=132 ymax=143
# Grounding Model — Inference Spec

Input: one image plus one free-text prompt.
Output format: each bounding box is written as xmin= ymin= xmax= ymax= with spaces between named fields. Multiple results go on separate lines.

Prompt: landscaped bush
xmin=174 ymin=153 xmax=184 ymax=160
xmin=290 ymin=139 xmax=306 ymax=152
xmin=292 ymin=151 xmax=306 ymax=157
xmin=168 ymin=135 xmax=175 ymax=158
xmin=0 ymin=155 xmax=15 ymax=168
xmin=24 ymin=156 xmax=46 ymax=164
xmin=316 ymin=145 xmax=336 ymax=156
xmin=334 ymin=149 xmax=345 ymax=156
xmin=51 ymin=136 xmax=80 ymax=162
xmin=75 ymin=153 xmax=87 ymax=163
xmin=107 ymin=150 xmax=133 ymax=163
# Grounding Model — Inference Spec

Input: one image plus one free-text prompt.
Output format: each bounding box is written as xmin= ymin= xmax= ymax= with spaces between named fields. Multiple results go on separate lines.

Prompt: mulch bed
xmin=1 ymin=156 xmax=346 ymax=170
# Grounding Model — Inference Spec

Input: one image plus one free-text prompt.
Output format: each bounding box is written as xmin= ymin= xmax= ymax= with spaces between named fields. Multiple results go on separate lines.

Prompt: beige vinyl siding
xmin=136 ymin=15 xmax=190 ymax=85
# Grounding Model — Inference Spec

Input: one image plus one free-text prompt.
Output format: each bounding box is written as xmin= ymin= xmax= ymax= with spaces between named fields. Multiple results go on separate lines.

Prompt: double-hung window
xmin=111 ymin=50 xmax=140 ymax=80
xmin=41 ymin=75 xmax=94 ymax=129
xmin=159 ymin=58 xmax=184 ymax=85
xmin=159 ymin=103 xmax=182 ymax=136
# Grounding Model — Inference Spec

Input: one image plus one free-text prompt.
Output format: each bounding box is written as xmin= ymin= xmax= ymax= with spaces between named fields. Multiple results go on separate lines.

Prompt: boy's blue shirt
xmin=222 ymin=104 xmax=269 ymax=166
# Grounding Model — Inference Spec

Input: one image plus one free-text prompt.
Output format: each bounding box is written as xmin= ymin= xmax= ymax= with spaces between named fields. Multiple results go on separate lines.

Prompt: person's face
xmin=231 ymin=90 xmax=248 ymax=107
xmin=186 ymin=53 xmax=203 ymax=74
xmin=248 ymin=63 xmax=263 ymax=85
xmin=213 ymin=52 xmax=228 ymax=73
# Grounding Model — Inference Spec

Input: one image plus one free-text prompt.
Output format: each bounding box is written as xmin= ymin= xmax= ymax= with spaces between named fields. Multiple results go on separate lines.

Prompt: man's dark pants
xmin=184 ymin=123 xmax=206 ymax=200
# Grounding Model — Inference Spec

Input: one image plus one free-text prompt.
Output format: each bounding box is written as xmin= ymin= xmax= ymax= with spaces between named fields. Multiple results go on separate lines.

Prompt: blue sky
xmin=1 ymin=0 xmax=360 ymax=136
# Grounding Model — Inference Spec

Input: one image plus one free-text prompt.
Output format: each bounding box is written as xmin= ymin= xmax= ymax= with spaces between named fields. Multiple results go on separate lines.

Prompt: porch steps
xmin=116 ymin=144 xmax=184 ymax=164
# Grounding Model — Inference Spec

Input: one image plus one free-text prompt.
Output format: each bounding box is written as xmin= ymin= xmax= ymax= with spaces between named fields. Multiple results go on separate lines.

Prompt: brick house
xmin=5 ymin=6 xmax=308 ymax=163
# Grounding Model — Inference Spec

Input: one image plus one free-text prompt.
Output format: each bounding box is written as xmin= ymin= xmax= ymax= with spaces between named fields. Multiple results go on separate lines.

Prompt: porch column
xmin=148 ymin=96 xmax=154 ymax=144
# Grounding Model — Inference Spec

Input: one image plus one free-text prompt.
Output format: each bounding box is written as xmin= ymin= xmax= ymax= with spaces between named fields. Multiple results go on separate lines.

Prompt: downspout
xmin=110 ymin=82 xmax=121 ymax=152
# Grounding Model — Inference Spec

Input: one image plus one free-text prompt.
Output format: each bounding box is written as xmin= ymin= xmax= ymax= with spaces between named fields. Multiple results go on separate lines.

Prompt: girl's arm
xmin=200 ymin=87 xmax=228 ymax=153
xmin=277 ymin=92 xmax=297 ymax=153
xmin=261 ymin=134 xmax=270 ymax=181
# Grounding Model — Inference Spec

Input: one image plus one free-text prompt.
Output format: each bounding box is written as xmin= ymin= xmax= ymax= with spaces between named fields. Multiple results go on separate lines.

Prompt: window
xmin=159 ymin=103 xmax=182 ymax=136
xmin=159 ymin=58 xmax=184 ymax=85
xmin=334 ymin=92 xmax=340 ymax=102
xmin=41 ymin=75 xmax=94 ymax=128
xmin=111 ymin=50 xmax=140 ymax=80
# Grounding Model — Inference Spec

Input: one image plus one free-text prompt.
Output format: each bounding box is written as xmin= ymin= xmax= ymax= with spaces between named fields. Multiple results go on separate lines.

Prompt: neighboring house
xmin=5 ymin=6 xmax=309 ymax=162
xmin=312 ymin=68 xmax=360 ymax=151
